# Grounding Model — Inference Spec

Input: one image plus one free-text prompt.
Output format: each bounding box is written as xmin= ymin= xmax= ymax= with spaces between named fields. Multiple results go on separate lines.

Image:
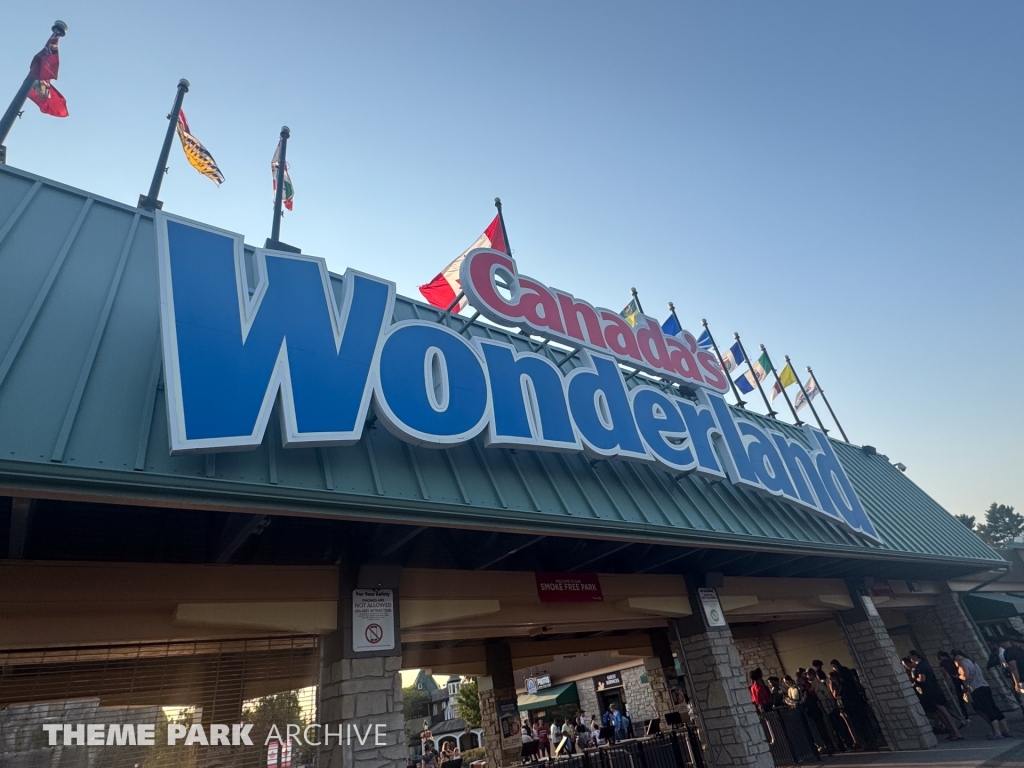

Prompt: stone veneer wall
xmin=836 ymin=604 xmax=936 ymax=751
xmin=620 ymin=664 xmax=657 ymax=722
xmin=575 ymin=676 xmax=600 ymax=723
xmin=477 ymin=681 xmax=520 ymax=768
xmin=904 ymin=592 xmax=1018 ymax=711
xmin=733 ymin=636 xmax=785 ymax=679
xmin=319 ymin=656 xmax=406 ymax=768
xmin=674 ymin=625 xmax=773 ymax=768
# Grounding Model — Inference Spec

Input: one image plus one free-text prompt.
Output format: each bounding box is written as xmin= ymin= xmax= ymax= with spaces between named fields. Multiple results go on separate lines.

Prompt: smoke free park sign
xmin=155 ymin=213 xmax=880 ymax=543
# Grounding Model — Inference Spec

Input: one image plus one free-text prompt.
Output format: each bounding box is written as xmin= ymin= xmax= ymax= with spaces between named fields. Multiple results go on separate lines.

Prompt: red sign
xmin=535 ymin=572 xmax=603 ymax=602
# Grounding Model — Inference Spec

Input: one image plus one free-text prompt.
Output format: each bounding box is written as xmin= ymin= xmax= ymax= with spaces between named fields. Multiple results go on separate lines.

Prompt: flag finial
xmin=178 ymin=78 xmax=190 ymax=90
xmin=280 ymin=126 xmax=290 ymax=138
xmin=494 ymin=197 xmax=502 ymax=208
xmin=52 ymin=21 xmax=68 ymax=36
xmin=668 ymin=301 xmax=675 ymax=311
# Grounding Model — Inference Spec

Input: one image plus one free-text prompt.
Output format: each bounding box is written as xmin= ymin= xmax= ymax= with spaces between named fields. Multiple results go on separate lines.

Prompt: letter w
xmin=158 ymin=215 xmax=394 ymax=453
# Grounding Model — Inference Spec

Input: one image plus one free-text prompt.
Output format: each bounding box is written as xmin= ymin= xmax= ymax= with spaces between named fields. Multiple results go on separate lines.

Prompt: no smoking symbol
xmin=365 ymin=623 xmax=384 ymax=644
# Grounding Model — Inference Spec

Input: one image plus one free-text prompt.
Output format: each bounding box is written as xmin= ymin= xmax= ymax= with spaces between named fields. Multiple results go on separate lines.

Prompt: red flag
xmin=419 ymin=215 xmax=506 ymax=312
xmin=29 ymin=35 xmax=61 ymax=81
xmin=27 ymin=33 xmax=68 ymax=118
xmin=27 ymin=81 xmax=68 ymax=118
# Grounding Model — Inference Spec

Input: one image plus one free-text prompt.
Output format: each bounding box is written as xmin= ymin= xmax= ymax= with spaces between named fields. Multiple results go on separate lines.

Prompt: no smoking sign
xmin=352 ymin=589 xmax=395 ymax=652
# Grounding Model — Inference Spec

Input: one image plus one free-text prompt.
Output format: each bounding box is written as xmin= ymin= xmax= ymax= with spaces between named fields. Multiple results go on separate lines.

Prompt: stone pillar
xmin=836 ymin=586 xmax=936 ymax=751
xmin=477 ymin=641 xmax=520 ymax=768
xmin=319 ymin=566 xmax=405 ymax=768
xmin=905 ymin=591 xmax=1018 ymax=711
xmin=671 ymin=582 xmax=772 ymax=768
xmin=642 ymin=629 xmax=689 ymax=722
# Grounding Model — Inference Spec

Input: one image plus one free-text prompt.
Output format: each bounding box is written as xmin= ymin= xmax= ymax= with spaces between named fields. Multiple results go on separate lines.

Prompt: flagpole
xmin=631 ymin=287 xmax=645 ymax=315
xmin=761 ymin=345 xmax=802 ymax=425
xmin=807 ymin=365 xmax=849 ymax=443
xmin=138 ymin=79 xmax=190 ymax=211
xmin=702 ymin=319 xmax=746 ymax=408
xmin=786 ymin=356 xmax=829 ymax=434
xmin=494 ymin=197 xmax=512 ymax=255
xmin=734 ymin=333 xmax=777 ymax=418
xmin=269 ymin=126 xmax=291 ymax=243
xmin=0 ymin=21 xmax=67 ymax=165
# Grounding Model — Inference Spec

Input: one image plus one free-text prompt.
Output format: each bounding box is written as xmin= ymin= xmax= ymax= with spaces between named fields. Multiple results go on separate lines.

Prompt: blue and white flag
xmin=661 ymin=313 xmax=682 ymax=338
xmin=735 ymin=370 xmax=757 ymax=394
xmin=795 ymin=375 xmax=820 ymax=412
xmin=696 ymin=330 xmax=714 ymax=351
xmin=721 ymin=341 xmax=745 ymax=373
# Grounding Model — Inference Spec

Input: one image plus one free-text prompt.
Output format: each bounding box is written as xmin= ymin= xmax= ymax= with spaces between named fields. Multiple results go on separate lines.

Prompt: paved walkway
xmin=819 ymin=711 xmax=1024 ymax=768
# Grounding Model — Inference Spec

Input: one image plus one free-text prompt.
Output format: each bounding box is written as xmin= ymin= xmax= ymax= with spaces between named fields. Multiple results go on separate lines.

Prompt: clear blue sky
xmin=4 ymin=3 xmax=1022 ymax=521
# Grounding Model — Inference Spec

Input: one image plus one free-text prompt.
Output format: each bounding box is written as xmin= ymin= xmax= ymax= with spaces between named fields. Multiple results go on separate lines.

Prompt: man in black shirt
xmin=909 ymin=650 xmax=962 ymax=740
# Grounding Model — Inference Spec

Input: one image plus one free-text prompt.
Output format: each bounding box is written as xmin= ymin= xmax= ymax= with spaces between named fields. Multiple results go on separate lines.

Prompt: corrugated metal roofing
xmin=0 ymin=165 xmax=1006 ymax=570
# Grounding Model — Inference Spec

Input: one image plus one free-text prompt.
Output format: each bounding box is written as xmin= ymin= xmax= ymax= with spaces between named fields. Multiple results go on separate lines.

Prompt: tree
xmin=955 ymin=514 xmax=976 ymax=530
xmin=454 ymin=677 xmax=481 ymax=727
xmin=242 ymin=692 xmax=313 ymax=765
xmin=403 ymin=686 xmax=431 ymax=747
xmin=975 ymin=503 xmax=1024 ymax=546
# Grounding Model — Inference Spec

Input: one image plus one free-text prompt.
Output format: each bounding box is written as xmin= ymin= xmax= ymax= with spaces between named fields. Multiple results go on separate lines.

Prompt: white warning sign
xmin=352 ymin=588 xmax=395 ymax=652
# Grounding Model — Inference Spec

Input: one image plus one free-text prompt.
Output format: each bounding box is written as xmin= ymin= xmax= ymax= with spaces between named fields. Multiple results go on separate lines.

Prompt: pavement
xmin=819 ymin=710 xmax=1024 ymax=768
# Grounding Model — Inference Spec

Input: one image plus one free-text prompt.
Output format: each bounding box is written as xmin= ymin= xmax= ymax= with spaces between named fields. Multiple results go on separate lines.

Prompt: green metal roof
xmin=0 ymin=164 xmax=1007 ymax=573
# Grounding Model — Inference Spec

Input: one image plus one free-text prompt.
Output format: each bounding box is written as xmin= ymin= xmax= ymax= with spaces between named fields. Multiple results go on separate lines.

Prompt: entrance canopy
xmin=0 ymin=165 xmax=1007 ymax=581
xmin=518 ymin=682 xmax=579 ymax=711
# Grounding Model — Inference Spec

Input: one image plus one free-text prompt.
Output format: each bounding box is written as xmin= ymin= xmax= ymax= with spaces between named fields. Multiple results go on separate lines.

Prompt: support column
xmin=319 ymin=566 xmax=405 ymax=768
xmin=836 ymin=583 xmax=936 ymax=750
xmin=905 ymin=591 xmax=1018 ymax=711
xmin=643 ymin=628 xmax=689 ymax=722
xmin=671 ymin=580 xmax=773 ymax=768
xmin=477 ymin=641 xmax=520 ymax=768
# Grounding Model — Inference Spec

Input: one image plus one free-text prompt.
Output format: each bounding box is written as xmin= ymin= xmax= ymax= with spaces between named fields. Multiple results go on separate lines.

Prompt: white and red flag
xmin=419 ymin=214 xmax=506 ymax=312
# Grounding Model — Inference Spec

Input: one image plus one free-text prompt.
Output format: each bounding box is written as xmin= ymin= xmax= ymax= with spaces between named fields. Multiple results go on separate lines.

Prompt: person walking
xmin=909 ymin=650 xmax=963 ymax=740
xmin=954 ymin=649 xmax=1013 ymax=740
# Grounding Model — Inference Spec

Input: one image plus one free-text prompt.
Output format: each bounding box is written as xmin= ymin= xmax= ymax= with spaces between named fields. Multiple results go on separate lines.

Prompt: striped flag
xmin=419 ymin=215 xmax=506 ymax=312
xmin=721 ymin=341 xmax=745 ymax=374
xmin=176 ymin=111 xmax=225 ymax=186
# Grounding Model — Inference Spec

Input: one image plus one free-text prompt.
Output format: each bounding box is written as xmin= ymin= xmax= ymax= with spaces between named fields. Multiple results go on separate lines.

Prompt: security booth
xmin=0 ymin=163 xmax=1016 ymax=768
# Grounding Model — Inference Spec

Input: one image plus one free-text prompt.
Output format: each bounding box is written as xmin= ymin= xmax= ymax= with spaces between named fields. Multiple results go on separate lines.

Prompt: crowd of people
xmin=749 ymin=659 xmax=880 ymax=754
xmin=900 ymin=637 xmax=1024 ymax=741
xmin=519 ymin=704 xmax=634 ymax=759
xmin=746 ymin=634 xmax=1024 ymax=758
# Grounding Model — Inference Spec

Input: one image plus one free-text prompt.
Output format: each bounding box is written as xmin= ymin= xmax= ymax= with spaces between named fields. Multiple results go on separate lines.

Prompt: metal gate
xmin=0 ymin=637 xmax=320 ymax=768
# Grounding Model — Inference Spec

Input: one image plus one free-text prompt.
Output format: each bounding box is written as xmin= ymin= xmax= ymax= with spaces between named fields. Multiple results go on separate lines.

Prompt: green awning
xmin=964 ymin=592 xmax=1024 ymax=622
xmin=518 ymin=682 xmax=579 ymax=711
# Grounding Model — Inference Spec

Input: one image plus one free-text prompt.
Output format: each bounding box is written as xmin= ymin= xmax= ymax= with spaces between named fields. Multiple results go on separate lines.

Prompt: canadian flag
xmin=419 ymin=214 xmax=507 ymax=312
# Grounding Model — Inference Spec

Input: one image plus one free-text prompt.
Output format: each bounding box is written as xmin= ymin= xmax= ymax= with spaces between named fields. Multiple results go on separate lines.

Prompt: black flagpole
xmin=733 ymin=333 xmax=776 ymax=418
xmin=787 ymin=356 xmax=828 ymax=434
xmin=0 ymin=20 xmax=67 ymax=165
xmin=139 ymin=79 xmax=189 ymax=211
xmin=807 ymin=365 xmax=849 ymax=443
xmin=494 ymin=197 xmax=512 ymax=256
xmin=702 ymin=319 xmax=745 ymax=408
xmin=761 ymin=345 xmax=801 ymax=425
xmin=631 ymin=287 xmax=645 ymax=315
xmin=266 ymin=126 xmax=300 ymax=252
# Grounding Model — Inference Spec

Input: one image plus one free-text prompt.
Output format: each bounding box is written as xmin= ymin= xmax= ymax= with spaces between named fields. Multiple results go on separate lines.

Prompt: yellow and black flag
xmin=620 ymin=297 xmax=641 ymax=328
xmin=176 ymin=110 xmax=225 ymax=186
